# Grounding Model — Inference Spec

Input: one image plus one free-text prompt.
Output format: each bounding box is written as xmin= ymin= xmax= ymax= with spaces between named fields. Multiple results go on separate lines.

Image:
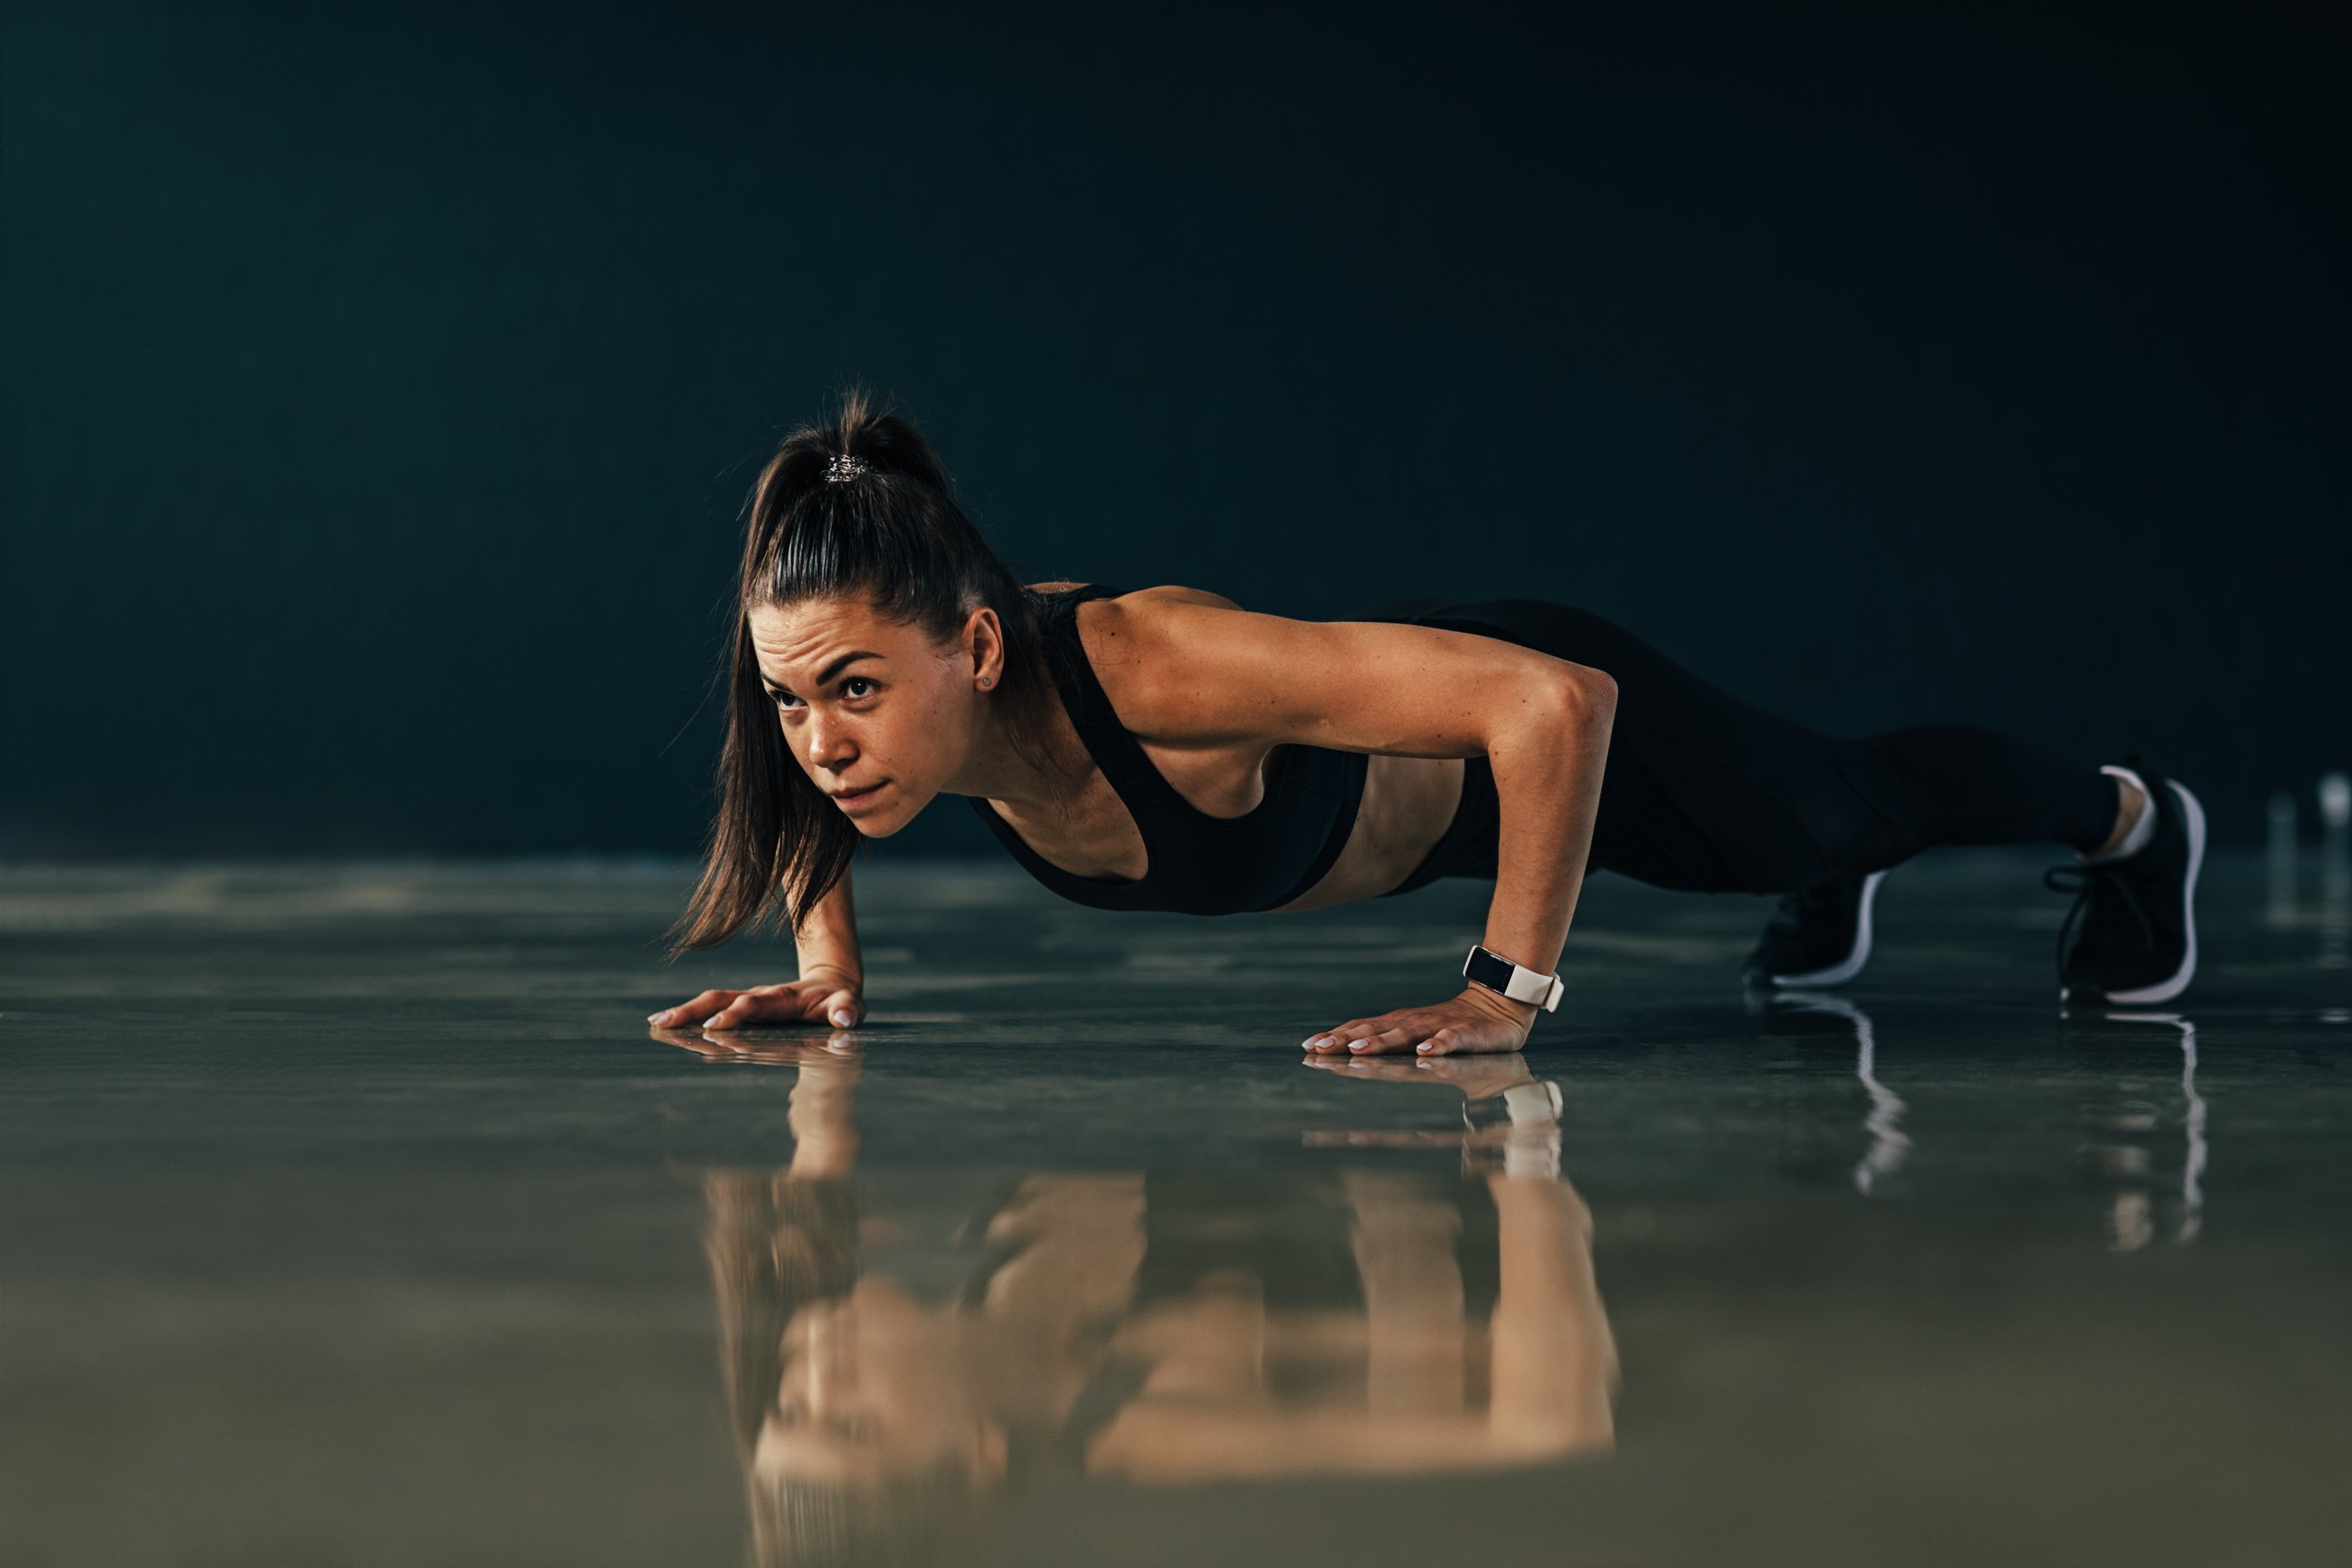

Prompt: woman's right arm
xmin=649 ymin=868 xmax=866 ymax=1030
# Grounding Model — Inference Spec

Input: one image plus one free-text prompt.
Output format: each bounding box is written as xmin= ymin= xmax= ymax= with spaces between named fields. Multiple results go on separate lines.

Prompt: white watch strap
xmin=1502 ymin=1126 xmax=1564 ymax=1179
xmin=1501 ymin=1080 xmax=1564 ymax=1123
xmin=1503 ymin=965 xmax=1565 ymax=1011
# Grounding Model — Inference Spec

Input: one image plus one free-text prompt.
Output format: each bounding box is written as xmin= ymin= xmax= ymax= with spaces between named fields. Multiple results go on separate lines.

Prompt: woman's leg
xmin=1352 ymin=594 xmax=2193 ymax=1001
xmin=1362 ymin=596 xmax=2125 ymax=894
xmin=1832 ymin=724 xmax=2125 ymax=870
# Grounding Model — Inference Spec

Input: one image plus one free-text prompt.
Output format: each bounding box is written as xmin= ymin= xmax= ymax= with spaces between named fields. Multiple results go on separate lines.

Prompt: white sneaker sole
xmin=2073 ymin=779 xmax=2205 ymax=1005
xmin=1767 ymin=869 xmax=1887 ymax=988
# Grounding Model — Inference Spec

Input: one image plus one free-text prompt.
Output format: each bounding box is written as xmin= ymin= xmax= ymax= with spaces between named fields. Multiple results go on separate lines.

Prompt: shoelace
xmin=2042 ymin=860 xmax=2157 ymax=976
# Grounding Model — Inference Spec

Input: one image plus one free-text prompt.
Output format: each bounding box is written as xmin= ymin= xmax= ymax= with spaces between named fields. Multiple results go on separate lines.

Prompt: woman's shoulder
xmin=1024 ymin=584 xmax=1250 ymax=726
xmin=1031 ymin=584 xmax=1269 ymax=742
xmin=1025 ymin=581 xmax=1244 ymax=613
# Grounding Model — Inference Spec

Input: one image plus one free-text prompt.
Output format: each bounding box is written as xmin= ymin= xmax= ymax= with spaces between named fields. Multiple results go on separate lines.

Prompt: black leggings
xmin=1348 ymin=597 xmax=2122 ymax=898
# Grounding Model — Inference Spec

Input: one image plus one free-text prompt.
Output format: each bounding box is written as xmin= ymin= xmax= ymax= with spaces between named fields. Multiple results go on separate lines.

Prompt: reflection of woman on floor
xmin=651 ymin=391 xmax=2203 ymax=1056
xmin=678 ymin=1032 xmax=1616 ymax=1564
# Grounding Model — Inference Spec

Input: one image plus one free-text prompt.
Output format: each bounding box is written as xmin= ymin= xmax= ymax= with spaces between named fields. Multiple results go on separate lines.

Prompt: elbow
xmin=1577 ymin=667 xmax=1619 ymax=718
xmin=1488 ymin=664 xmax=1615 ymax=752
xmin=1550 ymin=666 xmax=1617 ymax=730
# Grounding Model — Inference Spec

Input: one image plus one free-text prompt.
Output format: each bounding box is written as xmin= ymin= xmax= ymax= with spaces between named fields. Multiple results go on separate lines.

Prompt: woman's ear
xmin=963 ymin=605 xmax=1005 ymax=687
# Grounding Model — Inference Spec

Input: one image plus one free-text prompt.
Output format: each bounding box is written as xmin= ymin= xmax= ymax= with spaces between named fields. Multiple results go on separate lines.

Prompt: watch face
xmin=1468 ymin=945 xmax=1556 ymax=1007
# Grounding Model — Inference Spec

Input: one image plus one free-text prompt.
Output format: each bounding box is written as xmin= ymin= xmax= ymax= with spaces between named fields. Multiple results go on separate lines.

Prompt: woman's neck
xmin=950 ymin=679 xmax=1092 ymax=813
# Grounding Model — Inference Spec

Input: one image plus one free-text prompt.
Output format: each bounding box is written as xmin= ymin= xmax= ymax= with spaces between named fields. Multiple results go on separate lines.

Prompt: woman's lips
xmin=835 ymin=781 xmax=888 ymax=809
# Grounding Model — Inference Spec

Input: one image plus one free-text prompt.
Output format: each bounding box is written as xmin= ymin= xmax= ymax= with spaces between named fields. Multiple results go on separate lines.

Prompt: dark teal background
xmin=5 ymin=0 xmax=2344 ymax=860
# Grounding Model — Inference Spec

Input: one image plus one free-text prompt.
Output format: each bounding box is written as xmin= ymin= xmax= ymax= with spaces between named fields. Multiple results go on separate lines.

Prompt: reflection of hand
xmin=648 ymin=967 xmax=864 ymax=1031
xmin=1302 ymin=1128 xmax=1503 ymax=1149
xmin=1302 ymin=1052 xmax=1537 ymax=1100
xmin=1302 ymin=1053 xmax=1560 ymax=1163
xmin=649 ymin=1024 xmax=862 ymax=1067
xmin=654 ymin=1026 xmax=861 ymax=1173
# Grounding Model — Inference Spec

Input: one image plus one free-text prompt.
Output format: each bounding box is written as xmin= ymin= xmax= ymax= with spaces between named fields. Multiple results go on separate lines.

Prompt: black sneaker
xmin=2041 ymin=757 xmax=2205 ymax=1006
xmin=1743 ymin=869 xmax=1887 ymax=988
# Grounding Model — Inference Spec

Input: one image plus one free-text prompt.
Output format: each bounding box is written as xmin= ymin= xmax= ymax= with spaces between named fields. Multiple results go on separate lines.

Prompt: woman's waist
xmin=1250 ymin=752 xmax=1457 ymax=911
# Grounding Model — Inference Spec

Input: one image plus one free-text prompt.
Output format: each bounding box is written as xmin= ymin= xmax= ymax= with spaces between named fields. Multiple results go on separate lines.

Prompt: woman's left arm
xmin=1426 ymin=673 xmax=1614 ymax=1052
xmin=1111 ymin=595 xmax=1618 ymax=1056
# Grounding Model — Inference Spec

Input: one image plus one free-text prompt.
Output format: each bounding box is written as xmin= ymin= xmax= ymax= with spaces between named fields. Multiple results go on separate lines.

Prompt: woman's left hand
xmin=1301 ymin=984 xmax=1540 ymax=1058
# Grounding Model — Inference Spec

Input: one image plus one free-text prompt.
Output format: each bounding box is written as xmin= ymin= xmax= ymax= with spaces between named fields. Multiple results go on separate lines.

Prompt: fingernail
xmin=648 ymin=1011 xmax=670 ymax=1024
xmin=1416 ymin=1042 xmax=1435 ymax=1053
xmin=830 ymin=1010 xmax=853 ymax=1026
xmin=1348 ymin=1040 xmax=1368 ymax=1051
xmin=1302 ymin=1036 xmax=1327 ymax=1050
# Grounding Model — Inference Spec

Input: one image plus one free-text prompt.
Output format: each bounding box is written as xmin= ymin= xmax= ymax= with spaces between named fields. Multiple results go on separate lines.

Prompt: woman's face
xmin=747 ymin=593 xmax=995 ymax=835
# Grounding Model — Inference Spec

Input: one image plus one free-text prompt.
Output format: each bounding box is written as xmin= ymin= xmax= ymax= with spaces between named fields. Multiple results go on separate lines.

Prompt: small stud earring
xmin=977 ymin=677 xmax=992 ymax=689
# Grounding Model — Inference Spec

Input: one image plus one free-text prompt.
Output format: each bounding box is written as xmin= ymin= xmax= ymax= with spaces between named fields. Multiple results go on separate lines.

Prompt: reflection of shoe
xmin=1753 ymin=994 xmax=1907 ymax=1194
xmin=1744 ymin=869 xmax=1886 ymax=987
xmin=2043 ymin=758 xmax=2205 ymax=1006
xmin=2053 ymin=1008 xmax=2204 ymax=1247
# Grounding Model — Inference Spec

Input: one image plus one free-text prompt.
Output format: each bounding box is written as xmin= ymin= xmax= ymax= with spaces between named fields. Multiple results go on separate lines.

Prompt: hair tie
xmin=824 ymin=453 xmax=871 ymax=484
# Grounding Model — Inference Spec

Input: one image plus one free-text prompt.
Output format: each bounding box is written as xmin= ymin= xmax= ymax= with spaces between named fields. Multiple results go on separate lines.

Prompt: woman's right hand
xmin=648 ymin=967 xmax=864 ymax=1031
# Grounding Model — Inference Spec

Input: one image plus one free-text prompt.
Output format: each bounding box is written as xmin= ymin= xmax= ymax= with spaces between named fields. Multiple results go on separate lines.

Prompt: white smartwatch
xmin=1461 ymin=943 xmax=1564 ymax=1012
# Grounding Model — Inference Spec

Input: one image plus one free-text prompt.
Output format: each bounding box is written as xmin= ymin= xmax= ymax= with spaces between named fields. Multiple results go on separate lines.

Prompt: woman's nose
xmin=805 ymin=718 xmax=855 ymax=767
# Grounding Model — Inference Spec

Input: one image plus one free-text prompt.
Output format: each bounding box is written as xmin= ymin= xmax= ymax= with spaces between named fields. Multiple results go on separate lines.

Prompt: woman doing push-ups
xmin=651 ymin=392 xmax=2204 ymax=1056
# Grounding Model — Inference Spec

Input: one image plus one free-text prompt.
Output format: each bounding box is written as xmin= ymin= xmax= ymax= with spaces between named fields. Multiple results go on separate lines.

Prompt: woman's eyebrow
xmin=762 ymin=651 xmax=882 ymax=693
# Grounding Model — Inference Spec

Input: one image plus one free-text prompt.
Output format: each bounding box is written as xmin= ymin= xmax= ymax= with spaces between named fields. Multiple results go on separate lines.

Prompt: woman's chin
xmin=849 ymin=793 xmax=920 ymax=836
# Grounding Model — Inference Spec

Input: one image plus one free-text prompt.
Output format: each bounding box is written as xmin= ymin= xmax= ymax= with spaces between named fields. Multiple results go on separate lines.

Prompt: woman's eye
xmin=770 ymin=680 xmax=873 ymax=710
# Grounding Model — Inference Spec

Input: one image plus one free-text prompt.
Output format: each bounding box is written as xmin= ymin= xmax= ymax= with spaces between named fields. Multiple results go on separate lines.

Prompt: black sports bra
xmin=964 ymin=584 xmax=1371 ymax=916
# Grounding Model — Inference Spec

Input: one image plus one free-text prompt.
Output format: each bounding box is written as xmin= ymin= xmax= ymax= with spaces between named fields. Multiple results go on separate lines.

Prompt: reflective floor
xmin=4 ymin=850 xmax=2348 ymax=1567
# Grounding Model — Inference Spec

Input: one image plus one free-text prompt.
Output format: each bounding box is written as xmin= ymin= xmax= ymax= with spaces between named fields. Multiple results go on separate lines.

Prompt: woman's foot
xmin=1743 ymin=869 xmax=1888 ymax=989
xmin=2042 ymin=758 xmax=2205 ymax=1006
